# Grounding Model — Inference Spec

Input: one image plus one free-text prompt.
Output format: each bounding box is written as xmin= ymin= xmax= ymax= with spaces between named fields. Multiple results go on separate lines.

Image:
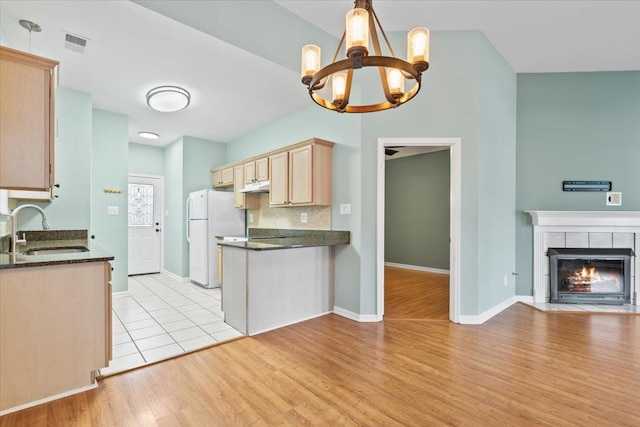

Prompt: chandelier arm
xmin=331 ymin=31 xmax=347 ymax=64
xmin=371 ymin=7 xmax=396 ymax=58
xmin=368 ymin=5 xmax=383 ymax=57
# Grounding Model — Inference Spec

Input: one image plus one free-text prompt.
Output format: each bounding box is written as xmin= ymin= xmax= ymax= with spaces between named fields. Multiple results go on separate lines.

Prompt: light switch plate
xmin=606 ymin=192 xmax=622 ymax=206
xmin=340 ymin=204 xmax=351 ymax=214
xmin=301 ymin=213 xmax=308 ymax=223
xmin=107 ymin=206 xmax=118 ymax=215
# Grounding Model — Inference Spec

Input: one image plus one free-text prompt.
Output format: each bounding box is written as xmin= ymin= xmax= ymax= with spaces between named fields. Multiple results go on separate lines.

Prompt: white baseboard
xmin=513 ymin=295 xmax=534 ymax=304
xmin=384 ymin=262 xmax=450 ymax=275
xmin=250 ymin=311 xmax=332 ymax=336
xmin=112 ymin=291 xmax=130 ymax=299
xmin=0 ymin=380 xmax=98 ymax=416
xmin=162 ymin=269 xmax=188 ymax=282
xmin=333 ymin=306 xmax=380 ymax=322
xmin=458 ymin=296 xmax=520 ymax=325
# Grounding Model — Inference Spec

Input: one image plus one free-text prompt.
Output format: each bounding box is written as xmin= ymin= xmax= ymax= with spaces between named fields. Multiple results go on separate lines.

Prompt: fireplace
xmin=548 ymin=248 xmax=634 ymax=304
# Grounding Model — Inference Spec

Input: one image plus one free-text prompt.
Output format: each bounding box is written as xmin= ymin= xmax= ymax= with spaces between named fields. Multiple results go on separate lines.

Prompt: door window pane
xmin=128 ymin=183 xmax=154 ymax=226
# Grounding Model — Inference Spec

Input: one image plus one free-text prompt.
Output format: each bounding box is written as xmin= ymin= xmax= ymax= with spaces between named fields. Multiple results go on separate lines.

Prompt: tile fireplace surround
xmin=527 ymin=211 xmax=640 ymax=307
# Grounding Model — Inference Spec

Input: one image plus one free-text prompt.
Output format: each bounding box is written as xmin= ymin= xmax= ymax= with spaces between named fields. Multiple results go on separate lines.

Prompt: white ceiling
xmin=1 ymin=1 xmax=638 ymax=147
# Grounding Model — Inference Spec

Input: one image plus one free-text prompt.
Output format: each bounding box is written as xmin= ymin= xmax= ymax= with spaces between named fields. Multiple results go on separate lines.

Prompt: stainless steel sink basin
xmin=24 ymin=246 xmax=89 ymax=255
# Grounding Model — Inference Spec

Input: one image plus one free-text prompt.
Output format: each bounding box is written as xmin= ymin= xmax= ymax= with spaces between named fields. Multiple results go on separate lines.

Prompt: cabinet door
xmin=289 ymin=145 xmax=313 ymax=205
xmin=255 ymin=157 xmax=269 ymax=182
xmin=211 ymin=170 xmax=223 ymax=187
xmin=221 ymin=167 xmax=234 ymax=185
xmin=269 ymin=152 xmax=289 ymax=206
xmin=244 ymin=161 xmax=256 ymax=184
xmin=0 ymin=49 xmax=56 ymax=190
xmin=233 ymin=165 xmax=245 ymax=208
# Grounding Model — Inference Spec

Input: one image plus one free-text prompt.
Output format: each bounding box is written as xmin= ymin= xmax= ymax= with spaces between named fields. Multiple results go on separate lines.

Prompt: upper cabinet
xmin=244 ymin=157 xmax=268 ymax=185
xmin=269 ymin=139 xmax=333 ymax=207
xmin=233 ymin=164 xmax=259 ymax=210
xmin=0 ymin=46 xmax=58 ymax=191
xmin=211 ymin=166 xmax=234 ymax=188
xmin=211 ymin=138 xmax=334 ymax=209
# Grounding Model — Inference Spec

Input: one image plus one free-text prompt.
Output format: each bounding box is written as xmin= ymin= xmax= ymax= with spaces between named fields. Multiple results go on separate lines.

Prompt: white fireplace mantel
xmin=527 ymin=211 xmax=640 ymax=228
xmin=526 ymin=211 xmax=640 ymax=304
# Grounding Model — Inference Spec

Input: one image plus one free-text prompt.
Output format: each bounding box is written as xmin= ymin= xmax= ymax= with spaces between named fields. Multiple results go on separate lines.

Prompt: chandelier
xmin=301 ymin=0 xmax=429 ymax=113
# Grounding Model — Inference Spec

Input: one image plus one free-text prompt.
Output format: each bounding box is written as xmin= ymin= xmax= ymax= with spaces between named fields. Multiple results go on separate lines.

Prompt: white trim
xmin=458 ymin=296 xmax=520 ymax=325
xmin=377 ymin=137 xmax=462 ymax=323
xmin=513 ymin=295 xmax=535 ymax=304
xmin=161 ymin=269 xmax=189 ymax=282
xmin=0 ymin=380 xmax=98 ymax=416
xmin=112 ymin=291 xmax=131 ymax=299
xmin=333 ymin=306 xmax=380 ymax=322
xmin=527 ymin=210 xmax=640 ymax=227
xmin=384 ymin=262 xmax=450 ymax=275
xmin=128 ymin=173 xmax=165 ymax=276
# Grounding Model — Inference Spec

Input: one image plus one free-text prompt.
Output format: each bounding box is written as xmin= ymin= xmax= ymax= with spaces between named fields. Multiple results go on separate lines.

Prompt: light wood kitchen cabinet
xmin=0 ymin=261 xmax=112 ymax=413
xmin=0 ymin=46 xmax=58 ymax=191
xmin=244 ymin=157 xmax=269 ymax=184
xmin=211 ymin=166 xmax=234 ymax=188
xmin=269 ymin=139 xmax=333 ymax=207
xmin=233 ymin=164 xmax=259 ymax=210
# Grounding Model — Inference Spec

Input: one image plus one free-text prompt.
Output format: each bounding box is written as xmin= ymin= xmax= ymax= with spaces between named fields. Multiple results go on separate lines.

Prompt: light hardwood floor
xmin=384 ymin=266 xmax=449 ymax=320
xmin=1 ymin=304 xmax=638 ymax=426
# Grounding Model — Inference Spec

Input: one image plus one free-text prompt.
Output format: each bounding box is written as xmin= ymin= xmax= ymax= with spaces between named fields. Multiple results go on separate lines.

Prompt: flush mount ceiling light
xmin=138 ymin=131 xmax=159 ymax=139
xmin=301 ymin=0 xmax=429 ymax=113
xmin=146 ymin=86 xmax=190 ymax=112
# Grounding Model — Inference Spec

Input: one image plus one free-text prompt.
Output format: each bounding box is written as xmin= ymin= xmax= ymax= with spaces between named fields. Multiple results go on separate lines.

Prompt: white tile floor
xmin=99 ymin=273 xmax=244 ymax=376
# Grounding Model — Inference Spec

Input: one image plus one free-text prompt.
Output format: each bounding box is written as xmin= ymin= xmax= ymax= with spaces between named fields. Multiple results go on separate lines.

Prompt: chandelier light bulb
xmin=407 ymin=27 xmax=430 ymax=65
xmin=387 ymin=68 xmax=404 ymax=98
xmin=332 ymin=73 xmax=348 ymax=103
xmin=346 ymin=8 xmax=369 ymax=57
xmin=301 ymin=45 xmax=321 ymax=82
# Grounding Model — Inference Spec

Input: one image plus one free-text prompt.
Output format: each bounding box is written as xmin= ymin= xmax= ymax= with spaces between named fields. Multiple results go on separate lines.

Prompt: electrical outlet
xmin=340 ymin=204 xmax=351 ymax=214
xmin=503 ymin=275 xmax=508 ymax=287
xmin=107 ymin=206 xmax=118 ymax=216
xmin=301 ymin=212 xmax=308 ymax=223
xmin=606 ymin=192 xmax=622 ymax=206
xmin=250 ymin=213 xmax=254 ymax=223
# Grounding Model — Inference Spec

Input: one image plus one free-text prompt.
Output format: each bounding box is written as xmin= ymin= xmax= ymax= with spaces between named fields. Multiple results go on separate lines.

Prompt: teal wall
xmin=476 ymin=31 xmax=518 ymax=312
xmin=516 ymin=71 xmax=640 ymax=296
xmin=129 ymin=143 xmax=165 ymax=176
xmin=161 ymin=136 xmax=227 ymax=278
xmin=91 ymin=109 xmax=129 ymax=292
xmin=227 ymin=31 xmax=517 ymax=317
xmin=385 ymin=150 xmax=450 ymax=270
xmin=17 ymin=88 xmax=92 ymax=231
xmin=163 ymin=138 xmax=184 ymax=276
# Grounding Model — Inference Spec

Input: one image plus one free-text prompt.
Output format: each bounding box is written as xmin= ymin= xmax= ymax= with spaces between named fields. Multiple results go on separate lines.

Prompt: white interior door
xmin=128 ymin=175 xmax=163 ymax=275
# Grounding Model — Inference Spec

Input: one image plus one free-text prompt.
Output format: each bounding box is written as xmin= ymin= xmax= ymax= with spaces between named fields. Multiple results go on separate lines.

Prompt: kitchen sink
xmin=24 ymin=246 xmax=89 ymax=255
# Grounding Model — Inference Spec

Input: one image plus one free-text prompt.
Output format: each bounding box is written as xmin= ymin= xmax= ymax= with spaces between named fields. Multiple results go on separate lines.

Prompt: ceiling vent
xmin=64 ymin=32 xmax=90 ymax=53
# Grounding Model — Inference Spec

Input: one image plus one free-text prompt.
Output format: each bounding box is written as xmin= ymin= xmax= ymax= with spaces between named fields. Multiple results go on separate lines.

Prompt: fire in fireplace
xmin=548 ymin=248 xmax=634 ymax=304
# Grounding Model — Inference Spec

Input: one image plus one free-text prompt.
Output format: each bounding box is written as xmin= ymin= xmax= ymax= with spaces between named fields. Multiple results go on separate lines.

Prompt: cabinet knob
xmin=91 ymin=235 xmax=95 ymax=239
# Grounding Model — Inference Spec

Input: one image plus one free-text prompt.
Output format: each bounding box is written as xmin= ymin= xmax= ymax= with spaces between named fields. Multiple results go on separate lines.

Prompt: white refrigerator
xmin=186 ymin=190 xmax=245 ymax=288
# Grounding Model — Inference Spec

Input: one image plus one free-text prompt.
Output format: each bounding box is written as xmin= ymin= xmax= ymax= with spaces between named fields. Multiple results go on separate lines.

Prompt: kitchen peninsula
xmin=219 ymin=228 xmax=349 ymax=336
xmin=0 ymin=230 xmax=113 ymax=415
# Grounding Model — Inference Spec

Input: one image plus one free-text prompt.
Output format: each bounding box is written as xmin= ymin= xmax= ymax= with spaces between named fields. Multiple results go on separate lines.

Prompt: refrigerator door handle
xmin=186 ymin=196 xmax=191 ymax=243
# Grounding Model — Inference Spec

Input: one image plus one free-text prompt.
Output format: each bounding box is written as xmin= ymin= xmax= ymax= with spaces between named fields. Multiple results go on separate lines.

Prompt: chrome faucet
xmin=9 ymin=204 xmax=50 ymax=254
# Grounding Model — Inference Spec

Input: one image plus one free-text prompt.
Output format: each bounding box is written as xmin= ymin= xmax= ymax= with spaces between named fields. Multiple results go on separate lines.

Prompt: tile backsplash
xmin=247 ymin=194 xmax=331 ymax=230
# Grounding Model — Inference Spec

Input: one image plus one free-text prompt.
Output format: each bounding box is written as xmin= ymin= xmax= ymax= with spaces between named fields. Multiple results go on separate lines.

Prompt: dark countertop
xmin=218 ymin=228 xmax=350 ymax=251
xmin=0 ymin=230 xmax=114 ymax=270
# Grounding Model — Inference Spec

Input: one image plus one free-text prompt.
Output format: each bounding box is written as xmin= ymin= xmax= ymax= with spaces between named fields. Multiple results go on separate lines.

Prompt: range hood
xmin=240 ymin=181 xmax=270 ymax=193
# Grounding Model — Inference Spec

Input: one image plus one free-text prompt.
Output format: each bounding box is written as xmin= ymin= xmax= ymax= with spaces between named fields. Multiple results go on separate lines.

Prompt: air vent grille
xmin=64 ymin=32 xmax=90 ymax=53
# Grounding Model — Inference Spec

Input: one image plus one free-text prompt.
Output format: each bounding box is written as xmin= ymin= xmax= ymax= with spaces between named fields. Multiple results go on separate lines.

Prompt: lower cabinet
xmin=0 ymin=261 xmax=112 ymax=414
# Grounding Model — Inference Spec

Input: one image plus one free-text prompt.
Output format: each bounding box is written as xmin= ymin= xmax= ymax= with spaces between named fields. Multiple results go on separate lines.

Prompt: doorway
xmin=128 ymin=174 xmax=163 ymax=275
xmin=376 ymin=138 xmax=462 ymax=323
